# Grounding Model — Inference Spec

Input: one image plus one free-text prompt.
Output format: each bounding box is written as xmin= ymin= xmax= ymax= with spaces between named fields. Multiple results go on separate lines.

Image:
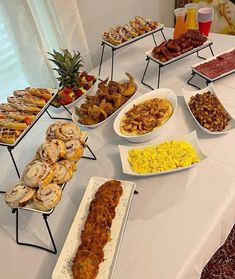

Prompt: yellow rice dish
xmin=128 ymin=140 xmax=199 ymax=174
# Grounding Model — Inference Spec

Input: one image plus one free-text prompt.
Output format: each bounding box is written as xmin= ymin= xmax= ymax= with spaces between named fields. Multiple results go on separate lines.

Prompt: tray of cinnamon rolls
xmin=4 ymin=121 xmax=87 ymax=214
xmin=52 ymin=176 xmax=136 ymax=279
xmin=0 ymin=87 xmax=57 ymax=147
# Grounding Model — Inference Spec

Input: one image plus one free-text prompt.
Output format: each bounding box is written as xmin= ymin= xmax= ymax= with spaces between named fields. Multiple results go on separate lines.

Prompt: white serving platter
xmin=146 ymin=39 xmax=213 ymax=66
xmin=101 ymin=23 xmax=164 ymax=49
xmin=182 ymin=83 xmax=235 ymax=135
xmin=113 ymin=88 xmax=177 ymax=143
xmin=52 ymin=176 xmax=136 ymax=279
xmin=72 ymin=81 xmax=138 ymax=129
xmin=191 ymin=47 xmax=235 ymax=82
xmin=50 ymin=79 xmax=97 ymax=112
xmin=118 ymin=131 xmax=207 ymax=177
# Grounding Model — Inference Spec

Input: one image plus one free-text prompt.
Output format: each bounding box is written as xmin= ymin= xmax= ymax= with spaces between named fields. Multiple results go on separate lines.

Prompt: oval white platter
xmin=182 ymin=83 xmax=235 ymax=135
xmin=113 ymin=88 xmax=177 ymax=143
xmin=72 ymin=81 xmax=138 ymax=128
xmin=118 ymin=130 xmax=207 ymax=177
xmin=52 ymin=176 xmax=136 ymax=279
xmin=50 ymin=79 xmax=97 ymax=112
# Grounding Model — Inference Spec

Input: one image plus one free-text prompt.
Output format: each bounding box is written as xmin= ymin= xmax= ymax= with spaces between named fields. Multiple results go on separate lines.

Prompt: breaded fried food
xmin=81 ymin=222 xmax=111 ymax=247
xmin=89 ymin=195 xmax=116 ymax=219
xmin=95 ymin=180 xmax=123 ymax=207
xmin=85 ymin=206 xmax=112 ymax=228
xmin=72 ymin=249 xmax=99 ymax=279
xmin=78 ymin=242 xmax=104 ymax=264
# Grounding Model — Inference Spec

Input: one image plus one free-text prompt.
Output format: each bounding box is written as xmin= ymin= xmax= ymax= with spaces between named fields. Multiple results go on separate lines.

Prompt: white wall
xmin=77 ymin=0 xmax=175 ymax=67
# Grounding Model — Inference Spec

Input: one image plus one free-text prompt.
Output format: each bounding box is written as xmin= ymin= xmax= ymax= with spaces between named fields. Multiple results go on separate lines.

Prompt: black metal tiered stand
xmin=98 ymin=25 xmax=167 ymax=81
xmin=141 ymin=41 xmax=214 ymax=90
xmin=0 ymin=93 xmax=97 ymax=254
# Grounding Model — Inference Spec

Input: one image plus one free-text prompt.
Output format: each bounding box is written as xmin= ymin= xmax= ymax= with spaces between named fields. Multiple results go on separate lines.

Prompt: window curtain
xmin=0 ymin=0 xmax=92 ymax=89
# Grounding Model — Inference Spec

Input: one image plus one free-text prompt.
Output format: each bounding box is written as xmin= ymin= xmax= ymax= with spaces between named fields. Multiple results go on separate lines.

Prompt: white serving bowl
xmin=113 ymin=88 xmax=178 ymax=143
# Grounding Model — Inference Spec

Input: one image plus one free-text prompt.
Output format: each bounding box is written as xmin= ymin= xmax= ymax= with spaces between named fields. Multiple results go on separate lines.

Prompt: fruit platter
xmin=48 ymin=49 xmax=96 ymax=109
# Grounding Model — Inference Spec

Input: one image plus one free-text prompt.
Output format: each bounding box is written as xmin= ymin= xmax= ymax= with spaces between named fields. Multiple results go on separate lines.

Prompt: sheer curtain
xmin=0 ymin=0 xmax=92 ymax=98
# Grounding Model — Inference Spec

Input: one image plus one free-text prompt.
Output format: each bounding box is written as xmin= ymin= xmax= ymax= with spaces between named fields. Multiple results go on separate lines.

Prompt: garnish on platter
xmin=74 ymin=73 xmax=137 ymax=126
xmin=48 ymin=49 xmax=96 ymax=108
xmin=120 ymin=98 xmax=173 ymax=135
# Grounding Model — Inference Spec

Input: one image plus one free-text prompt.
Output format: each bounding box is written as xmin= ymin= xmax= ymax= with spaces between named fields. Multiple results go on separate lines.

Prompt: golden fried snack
xmin=10 ymin=100 xmax=41 ymax=114
xmin=28 ymin=88 xmax=52 ymax=101
xmin=95 ymin=180 xmax=123 ymax=207
xmin=85 ymin=206 xmax=112 ymax=228
xmin=0 ymin=119 xmax=27 ymax=130
xmin=89 ymin=195 xmax=116 ymax=219
xmin=81 ymin=222 xmax=111 ymax=247
xmin=21 ymin=94 xmax=46 ymax=107
xmin=0 ymin=103 xmax=17 ymax=112
xmin=78 ymin=242 xmax=104 ymax=264
xmin=118 ymin=73 xmax=136 ymax=97
xmin=6 ymin=111 xmax=36 ymax=123
xmin=0 ymin=128 xmax=17 ymax=144
xmin=72 ymin=249 xmax=99 ymax=279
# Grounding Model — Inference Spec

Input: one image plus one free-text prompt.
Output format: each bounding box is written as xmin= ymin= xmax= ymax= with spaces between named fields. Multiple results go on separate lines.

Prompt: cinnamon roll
xmin=5 ymin=181 xmax=36 ymax=208
xmin=22 ymin=160 xmax=54 ymax=188
xmin=33 ymin=183 xmax=62 ymax=211
xmin=46 ymin=122 xmax=62 ymax=140
xmin=36 ymin=139 xmax=66 ymax=165
xmin=55 ymin=122 xmax=81 ymax=142
xmin=64 ymin=139 xmax=84 ymax=161
xmin=52 ymin=159 xmax=76 ymax=184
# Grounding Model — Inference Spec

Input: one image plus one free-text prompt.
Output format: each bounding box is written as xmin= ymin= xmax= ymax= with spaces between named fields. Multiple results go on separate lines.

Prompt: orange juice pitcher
xmin=185 ymin=3 xmax=198 ymax=30
xmin=173 ymin=8 xmax=186 ymax=39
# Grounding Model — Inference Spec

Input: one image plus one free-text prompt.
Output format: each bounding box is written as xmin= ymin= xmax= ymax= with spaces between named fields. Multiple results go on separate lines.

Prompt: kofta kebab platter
xmin=1 ymin=12 xmax=235 ymax=279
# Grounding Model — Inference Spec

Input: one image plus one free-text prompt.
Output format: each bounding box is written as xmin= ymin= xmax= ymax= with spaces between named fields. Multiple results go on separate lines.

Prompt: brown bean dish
xmin=120 ymin=98 xmax=173 ymax=135
xmin=188 ymin=91 xmax=231 ymax=132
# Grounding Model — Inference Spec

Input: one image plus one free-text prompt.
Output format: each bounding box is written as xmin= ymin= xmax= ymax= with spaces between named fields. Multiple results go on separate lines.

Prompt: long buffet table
xmin=0 ymin=28 xmax=235 ymax=279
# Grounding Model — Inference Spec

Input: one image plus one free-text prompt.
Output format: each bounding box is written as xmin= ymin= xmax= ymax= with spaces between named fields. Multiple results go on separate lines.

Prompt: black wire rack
xmin=141 ymin=42 xmax=214 ymax=90
xmin=98 ymin=25 xmax=167 ymax=81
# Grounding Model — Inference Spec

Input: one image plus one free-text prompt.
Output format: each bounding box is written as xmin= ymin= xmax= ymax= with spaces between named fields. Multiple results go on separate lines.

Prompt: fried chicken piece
xmin=85 ymin=206 xmax=112 ymax=228
xmin=109 ymin=93 xmax=127 ymax=110
xmin=99 ymin=99 xmax=115 ymax=115
xmin=81 ymin=221 xmax=111 ymax=246
xmin=79 ymin=116 xmax=99 ymax=125
xmin=118 ymin=73 xmax=136 ymax=97
xmin=108 ymin=80 xmax=119 ymax=94
xmin=72 ymin=249 xmax=99 ymax=279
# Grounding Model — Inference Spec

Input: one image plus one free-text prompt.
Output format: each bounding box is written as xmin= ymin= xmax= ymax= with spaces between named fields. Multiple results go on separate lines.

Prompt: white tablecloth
xmin=0 ymin=28 xmax=235 ymax=279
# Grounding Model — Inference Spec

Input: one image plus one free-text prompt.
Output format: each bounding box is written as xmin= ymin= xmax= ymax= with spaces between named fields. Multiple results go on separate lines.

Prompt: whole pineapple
xmin=48 ymin=49 xmax=83 ymax=89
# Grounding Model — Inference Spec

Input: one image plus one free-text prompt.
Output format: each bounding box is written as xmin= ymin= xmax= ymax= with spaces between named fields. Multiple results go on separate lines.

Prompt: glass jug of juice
xmin=185 ymin=3 xmax=198 ymax=30
xmin=173 ymin=8 xmax=186 ymax=39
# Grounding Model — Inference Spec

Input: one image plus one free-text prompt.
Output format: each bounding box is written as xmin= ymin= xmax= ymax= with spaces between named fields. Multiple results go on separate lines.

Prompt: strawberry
xmin=75 ymin=89 xmax=83 ymax=98
xmin=59 ymin=93 xmax=73 ymax=105
xmin=80 ymin=71 xmax=88 ymax=78
xmin=62 ymin=86 xmax=73 ymax=94
xmin=85 ymin=75 xmax=95 ymax=82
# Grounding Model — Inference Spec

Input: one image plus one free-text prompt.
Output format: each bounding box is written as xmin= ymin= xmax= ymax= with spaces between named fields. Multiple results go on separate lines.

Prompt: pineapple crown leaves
xmin=48 ymin=49 xmax=84 ymax=86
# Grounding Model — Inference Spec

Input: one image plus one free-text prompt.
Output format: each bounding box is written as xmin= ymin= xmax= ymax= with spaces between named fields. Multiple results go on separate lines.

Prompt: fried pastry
xmin=52 ymin=159 xmax=76 ymax=184
xmin=107 ymin=32 xmax=123 ymax=45
xmin=89 ymin=195 xmax=116 ymax=219
xmin=5 ymin=111 xmax=36 ymax=123
xmin=81 ymin=222 xmax=111 ymax=247
xmin=64 ymin=139 xmax=84 ymax=161
xmin=78 ymin=242 xmax=104 ymax=264
xmin=13 ymin=89 xmax=29 ymax=97
xmin=36 ymin=139 xmax=66 ymax=165
xmin=28 ymin=88 xmax=52 ymax=101
xmin=22 ymin=160 xmax=54 ymax=188
xmin=33 ymin=183 xmax=62 ymax=211
xmin=0 ymin=119 xmax=27 ymax=130
xmin=72 ymin=249 xmax=99 ymax=279
xmin=5 ymin=181 xmax=36 ymax=208
xmin=85 ymin=206 xmax=112 ymax=228
xmin=21 ymin=94 xmax=46 ymax=107
xmin=123 ymin=24 xmax=138 ymax=37
xmin=130 ymin=19 xmax=145 ymax=35
xmin=0 ymin=103 xmax=16 ymax=112
xmin=135 ymin=16 xmax=151 ymax=32
xmin=10 ymin=100 xmax=41 ymax=114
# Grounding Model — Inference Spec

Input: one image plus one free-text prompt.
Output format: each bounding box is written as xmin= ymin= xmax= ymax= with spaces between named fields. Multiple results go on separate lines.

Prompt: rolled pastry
xmin=52 ymin=159 xmax=76 ymax=184
xmin=55 ymin=121 xmax=81 ymax=141
xmin=5 ymin=181 xmax=36 ymax=208
xmin=22 ymin=160 xmax=54 ymax=188
xmin=36 ymin=139 xmax=66 ymax=165
xmin=46 ymin=122 xmax=63 ymax=140
xmin=33 ymin=183 xmax=62 ymax=211
xmin=64 ymin=139 xmax=84 ymax=161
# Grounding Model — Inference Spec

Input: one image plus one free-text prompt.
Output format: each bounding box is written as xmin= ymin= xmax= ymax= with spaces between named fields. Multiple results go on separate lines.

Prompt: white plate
xmin=182 ymin=83 xmax=235 ymax=135
xmin=118 ymin=131 xmax=207 ymax=177
xmin=113 ymin=88 xmax=177 ymax=143
xmin=52 ymin=176 xmax=136 ymax=279
xmin=72 ymin=81 xmax=138 ymax=128
xmin=146 ymin=39 xmax=213 ymax=66
xmin=101 ymin=23 xmax=164 ymax=49
xmin=191 ymin=47 xmax=235 ymax=81
xmin=50 ymin=79 xmax=97 ymax=112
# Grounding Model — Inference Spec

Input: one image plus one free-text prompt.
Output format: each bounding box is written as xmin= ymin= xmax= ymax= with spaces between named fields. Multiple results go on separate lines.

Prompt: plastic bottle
xmin=174 ymin=8 xmax=186 ymax=39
